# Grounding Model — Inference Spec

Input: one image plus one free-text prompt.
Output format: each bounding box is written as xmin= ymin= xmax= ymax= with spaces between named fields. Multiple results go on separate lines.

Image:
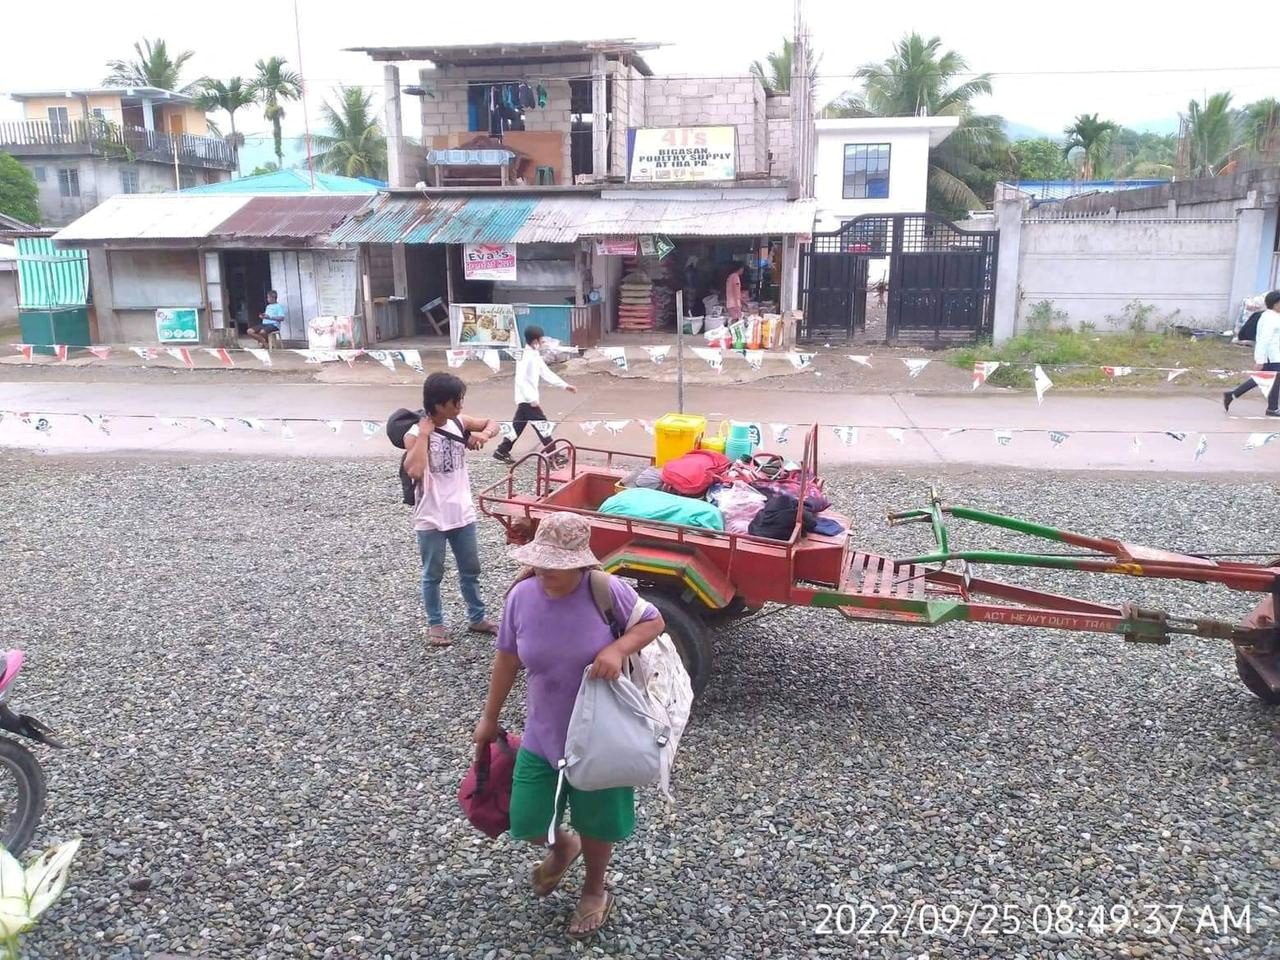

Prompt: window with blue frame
xmin=842 ymin=143 xmax=891 ymax=200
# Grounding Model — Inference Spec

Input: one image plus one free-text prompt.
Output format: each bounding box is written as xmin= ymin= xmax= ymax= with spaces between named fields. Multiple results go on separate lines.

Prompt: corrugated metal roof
xmin=327 ymin=194 xmax=816 ymax=244
xmin=182 ymin=170 xmax=382 ymax=195
xmin=212 ymin=195 xmax=372 ymax=240
xmin=52 ymin=195 xmax=250 ymax=242
xmin=15 ymin=237 xmax=88 ymax=307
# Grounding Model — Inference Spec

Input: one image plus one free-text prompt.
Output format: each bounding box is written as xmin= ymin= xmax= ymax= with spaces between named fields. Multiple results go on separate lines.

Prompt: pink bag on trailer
xmin=709 ymin=481 xmax=768 ymax=534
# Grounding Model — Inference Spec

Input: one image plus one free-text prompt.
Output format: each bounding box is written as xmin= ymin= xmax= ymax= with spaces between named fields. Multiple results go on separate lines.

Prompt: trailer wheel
xmin=639 ymin=591 xmax=714 ymax=698
xmin=1235 ymin=654 xmax=1280 ymax=706
xmin=704 ymin=596 xmax=749 ymax=623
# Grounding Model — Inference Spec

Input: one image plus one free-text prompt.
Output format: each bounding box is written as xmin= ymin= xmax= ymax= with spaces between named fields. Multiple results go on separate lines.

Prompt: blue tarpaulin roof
xmin=15 ymin=237 xmax=88 ymax=308
xmin=181 ymin=169 xmax=382 ymax=195
xmin=1008 ymin=179 xmax=1168 ymax=202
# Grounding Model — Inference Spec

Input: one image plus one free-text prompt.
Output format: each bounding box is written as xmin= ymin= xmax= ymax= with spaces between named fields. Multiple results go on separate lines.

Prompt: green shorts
xmin=509 ymin=748 xmax=636 ymax=843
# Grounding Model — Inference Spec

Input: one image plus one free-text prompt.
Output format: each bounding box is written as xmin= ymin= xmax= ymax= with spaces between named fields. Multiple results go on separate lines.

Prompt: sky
xmin=2 ymin=0 xmax=1277 ymax=163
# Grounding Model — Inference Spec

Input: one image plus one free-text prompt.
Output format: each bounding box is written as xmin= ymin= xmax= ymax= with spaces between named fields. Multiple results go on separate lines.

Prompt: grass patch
xmin=946 ymin=301 xmax=1248 ymax=388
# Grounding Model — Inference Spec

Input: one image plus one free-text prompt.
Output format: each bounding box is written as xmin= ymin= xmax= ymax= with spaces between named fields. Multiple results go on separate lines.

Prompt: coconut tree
xmin=825 ymin=34 xmax=1006 ymax=216
xmin=1241 ymin=98 xmax=1280 ymax=163
xmin=104 ymin=38 xmax=200 ymax=94
xmin=750 ymin=37 xmax=819 ymax=96
xmin=1183 ymin=92 xmax=1237 ymax=177
xmin=1062 ymin=114 xmax=1119 ymax=179
xmin=195 ymin=78 xmax=255 ymax=173
xmin=313 ymin=86 xmax=388 ymax=180
xmin=251 ymin=56 xmax=304 ymax=169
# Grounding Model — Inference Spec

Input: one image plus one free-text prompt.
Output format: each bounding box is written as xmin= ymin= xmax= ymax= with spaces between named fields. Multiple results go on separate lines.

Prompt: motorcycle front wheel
xmin=0 ymin=738 xmax=46 ymax=855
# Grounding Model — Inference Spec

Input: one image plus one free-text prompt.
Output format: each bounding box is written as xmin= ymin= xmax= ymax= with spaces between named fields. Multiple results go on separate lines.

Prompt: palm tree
xmin=750 ymin=38 xmax=819 ymax=96
xmin=104 ymin=38 xmax=200 ymax=94
xmin=1241 ymin=98 xmax=1280 ymax=163
xmin=826 ymin=34 xmax=1006 ymax=215
xmin=195 ymin=78 xmax=255 ymax=174
xmin=1062 ymin=114 xmax=1119 ymax=179
xmin=313 ymin=86 xmax=388 ymax=180
xmin=251 ymin=56 xmax=304 ymax=169
xmin=1183 ymin=92 xmax=1237 ymax=177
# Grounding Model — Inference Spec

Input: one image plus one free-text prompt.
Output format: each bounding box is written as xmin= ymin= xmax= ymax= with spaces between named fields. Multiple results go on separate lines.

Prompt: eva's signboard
xmin=463 ymin=243 xmax=518 ymax=281
xmin=627 ymin=126 xmax=737 ymax=183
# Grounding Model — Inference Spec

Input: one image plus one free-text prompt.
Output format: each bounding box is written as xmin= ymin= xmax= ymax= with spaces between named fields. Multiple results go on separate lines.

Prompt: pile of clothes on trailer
xmin=600 ymin=449 xmax=845 ymax=541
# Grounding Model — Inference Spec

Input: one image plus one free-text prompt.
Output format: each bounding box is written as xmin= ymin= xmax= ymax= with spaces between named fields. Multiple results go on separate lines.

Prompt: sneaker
xmin=1223 ymin=391 xmax=1234 ymax=412
xmin=493 ymin=450 xmax=515 ymax=464
xmin=1267 ymin=409 xmax=1280 ymax=418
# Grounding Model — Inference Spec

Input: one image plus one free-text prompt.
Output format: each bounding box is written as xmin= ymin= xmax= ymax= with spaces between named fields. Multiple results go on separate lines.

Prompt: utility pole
xmin=294 ymin=0 xmax=316 ymax=189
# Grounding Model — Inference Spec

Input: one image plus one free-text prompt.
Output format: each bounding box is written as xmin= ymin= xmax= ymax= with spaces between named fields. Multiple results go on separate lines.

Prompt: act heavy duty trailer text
xmin=479 ymin=426 xmax=1280 ymax=703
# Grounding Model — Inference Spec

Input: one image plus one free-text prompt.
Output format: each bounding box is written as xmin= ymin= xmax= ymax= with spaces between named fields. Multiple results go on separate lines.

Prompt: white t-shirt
xmin=1255 ymin=309 xmax=1280 ymax=365
xmin=409 ymin=419 xmax=476 ymax=532
xmin=514 ymin=348 xmax=568 ymax=406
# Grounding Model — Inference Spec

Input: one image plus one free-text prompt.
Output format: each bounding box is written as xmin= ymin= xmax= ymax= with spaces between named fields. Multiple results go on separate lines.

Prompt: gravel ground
xmin=2 ymin=453 xmax=1279 ymax=960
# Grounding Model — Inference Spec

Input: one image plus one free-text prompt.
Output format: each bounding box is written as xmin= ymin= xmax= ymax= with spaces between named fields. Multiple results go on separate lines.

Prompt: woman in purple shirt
xmin=474 ymin=512 xmax=665 ymax=939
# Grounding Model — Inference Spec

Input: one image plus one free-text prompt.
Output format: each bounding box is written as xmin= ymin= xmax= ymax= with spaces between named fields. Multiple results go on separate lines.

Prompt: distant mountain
xmin=1125 ymin=116 xmax=1180 ymax=136
xmin=1004 ymin=120 xmax=1055 ymax=142
xmin=233 ymin=136 xmax=308 ymax=176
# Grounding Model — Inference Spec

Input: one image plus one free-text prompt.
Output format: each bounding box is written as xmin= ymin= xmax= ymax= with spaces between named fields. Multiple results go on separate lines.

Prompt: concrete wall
xmin=1007 ymin=214 xmax=1237 ymax=334
xmin=639 ymin=76 xmax=768 ymax=175
xmin=22 ymin=156 xmax=223 ymax=226
xmin=813 ymin=124 xmax=934 ymax=231
xmin=767 ymin=118 xmax=792 ymax=181
xmin=0 ymin=265 xmax=17 ymax=329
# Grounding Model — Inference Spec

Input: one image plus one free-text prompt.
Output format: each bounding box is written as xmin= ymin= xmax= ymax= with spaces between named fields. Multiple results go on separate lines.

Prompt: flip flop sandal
xmin=567 ymin=891 xmax=615 ymax=940
xmin=467 ymin=620 xmax=499 ymax=635
xmin=531 ymin=848 xmax=581 ymax=897
xmin=426 ymin=626 xmax=452 ymax=647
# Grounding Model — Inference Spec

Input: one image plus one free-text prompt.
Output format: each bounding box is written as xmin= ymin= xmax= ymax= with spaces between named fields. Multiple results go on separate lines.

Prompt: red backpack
xmin=458 ymin=729 xmax=521 ymax=839
xmin=660 ymin=449 xmax=731 ymax=497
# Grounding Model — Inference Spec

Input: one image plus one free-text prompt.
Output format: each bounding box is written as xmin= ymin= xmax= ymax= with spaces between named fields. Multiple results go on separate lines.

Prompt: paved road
xmin=2 ymin=373 xmax=1278 ymax=473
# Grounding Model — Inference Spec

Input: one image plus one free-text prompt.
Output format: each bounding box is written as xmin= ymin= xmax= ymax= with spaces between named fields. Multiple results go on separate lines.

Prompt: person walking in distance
xmin=725 ymin=264 xmax=746 ymax=322
xmin=1224 ymin=290 xmax=1280 ymax=416
xmin=403 ymin=372 xmax=502 ymax=645
xmin=493 ymin=325 xmax=577 ymax=465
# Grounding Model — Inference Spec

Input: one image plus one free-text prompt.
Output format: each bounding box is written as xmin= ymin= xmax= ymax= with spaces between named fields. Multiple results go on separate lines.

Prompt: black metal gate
xmin=800 ymin=213 xmax=997 ymax=345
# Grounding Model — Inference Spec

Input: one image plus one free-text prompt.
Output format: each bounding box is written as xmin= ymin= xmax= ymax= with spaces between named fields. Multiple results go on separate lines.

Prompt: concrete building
xmin=992 ymin=166 xmax=1280 ymax=340
xmin=812 ymin=117 xmax=959 ymax=232
xmin=1 ymin=86 xmax=235 ymax=226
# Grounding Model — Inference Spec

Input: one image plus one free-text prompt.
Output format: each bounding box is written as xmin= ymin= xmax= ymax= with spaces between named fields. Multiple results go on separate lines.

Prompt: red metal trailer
xmin=477 ymin=425 xmax=1280 ymax=701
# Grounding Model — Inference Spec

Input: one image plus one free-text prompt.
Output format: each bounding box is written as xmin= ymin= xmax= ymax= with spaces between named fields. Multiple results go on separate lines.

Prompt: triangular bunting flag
xmin=832 ymin=425 xmax=859 ymax=446
xmin=368 ymin=350 xmax=397 ymax=372
xmin=199 ymin=417 xmax=227 ymax=432
xmin=1251 ymin=371 xmax=1277 ymax=390
xmin=13 ymin=344 xmax=34 ymax=362
xmin=604 ymin=420 xmax=632 ymax=436
xmin=1208 ymin=369 xmax=1233 ymax=380
xmin=788 ymin=352 xmax=815 ymax=371
xmin=326 ymin=419 xmax=344 ymax=434
xmin=82 ymin=414 xmax=110 ymax=435
xmin=944 ymin=427 xmax=966 ymax=438
xmin=130 ymin=347 xmax=158 ymax=362
xmin=580 ymin=420 xmax=600 ymax=436
xmin=88 ymin=346 xmax=113 ymax=361
xmin=847 ymin=355 xmax=872 ymax=367
xmin=238 ymin=418 xmax=269 ymax=432
xmin=246 ymin=348 xmax=272 ymax=367
xmin=644 ymin=345 xmax=671 ymax=365
xmin=692 ymin=347 xmax=723 ymax=372
xmin=972 ymin=361 xmax=1000 ymax=390
xmin=482 ymin=350 xmax=502 ymax=373
xmin=531 ymin=420 xmax=557 ymax=438
xmin=1131 ymin=435 xmax=1143 ymax=456
xmin=1103 ymin=365 xmax=1134 ymax=379
xmin=165 ymin=347 xmax=194 ymax=369
xmin=599 ymin=347 xmax=628 ymax=371
xmin=1194 ymin=435 xmax=1208 ymax=460
xmin=1166 ymin=368 xmax=1188 ymax=382
xmin=993 ymin=430 xmax=1013 ymax=447
xmin=361 ymin=420 xmax=380 ymax=439
xmin=337 ymin=350 xmax=364 ymax=368
xmin=640 ymin=420 xmax=655 ymax=436
xmin=1048 ymin=431 xmax=1070 ymax=447
xmin=398 ymin=349 xmax=425 ymax=374
xmin=498 ymin=421 xmax=517 ymax=442
xmin=446 ymin=349 xmax=468 ymax=369
xmin=280 ymin=421 xmax=296 ymax=441
xmin=53 ymin=344 xmax=68 ymax=362
xmin=1165 ymin=431 xmax=1188 ymax=442
xmin=770 ymin=422 xmax=792 ymax=446
xmin=1244 ymin=432 xmax=1280 ymax=451
xmin=204 ymin=348 xmax=233 ymax=367
xmin=903 ymin=358 xmax=930 ymax=378
xmin=744 ymin=350 xmax=764 ymax=371
xmin=1034 ymin=365 xmax=1054 ymax=405
xmin=886 ymin=428 xmax=906 ymax=444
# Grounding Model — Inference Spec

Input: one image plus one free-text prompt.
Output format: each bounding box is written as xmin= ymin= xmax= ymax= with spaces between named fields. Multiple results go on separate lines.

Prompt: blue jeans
xmin=416 ymin=524 xmax=485 ymax=627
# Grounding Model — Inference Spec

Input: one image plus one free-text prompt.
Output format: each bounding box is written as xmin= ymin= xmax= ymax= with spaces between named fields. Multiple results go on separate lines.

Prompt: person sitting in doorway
xmin=247 ymin=290 xmax=286 ymax=347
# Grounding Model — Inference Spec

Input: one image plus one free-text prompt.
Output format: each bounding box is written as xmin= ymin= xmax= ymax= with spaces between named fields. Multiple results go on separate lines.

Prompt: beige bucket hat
xmin=508 ymin=512 xmax=601 ymax=570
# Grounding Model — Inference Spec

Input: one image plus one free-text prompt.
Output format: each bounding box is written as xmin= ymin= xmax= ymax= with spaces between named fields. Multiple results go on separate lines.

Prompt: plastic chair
xmin=535 ymin=165 xmax=555 ymax=185
xmin=267 ymin=331 xmax=282 ymax=350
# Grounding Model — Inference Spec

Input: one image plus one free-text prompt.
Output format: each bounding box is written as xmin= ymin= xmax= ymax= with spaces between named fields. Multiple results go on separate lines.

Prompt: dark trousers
xmin=496 ymin=403 xmax=553 ymax=456
xmin=1229 ymin=361 xmax=1280 ymax=411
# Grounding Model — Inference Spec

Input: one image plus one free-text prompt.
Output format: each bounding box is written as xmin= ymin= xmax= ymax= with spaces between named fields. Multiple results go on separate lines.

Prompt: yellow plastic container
xmin=654 ymin=413 xmax=707 ymax=466
xmin=699 ymin=420 xmax=729 ymax=454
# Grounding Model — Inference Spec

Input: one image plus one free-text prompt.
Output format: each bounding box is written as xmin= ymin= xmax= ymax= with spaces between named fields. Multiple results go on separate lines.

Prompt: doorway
xmin=221 ymin=251 xmax=272 ymax=334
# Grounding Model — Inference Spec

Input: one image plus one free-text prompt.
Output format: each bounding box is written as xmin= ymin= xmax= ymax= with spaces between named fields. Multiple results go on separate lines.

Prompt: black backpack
xmin=1238 ymin=311 xmax=1262 ymax=343
xmin=386 ymin=409 xmax=471 ymax=505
